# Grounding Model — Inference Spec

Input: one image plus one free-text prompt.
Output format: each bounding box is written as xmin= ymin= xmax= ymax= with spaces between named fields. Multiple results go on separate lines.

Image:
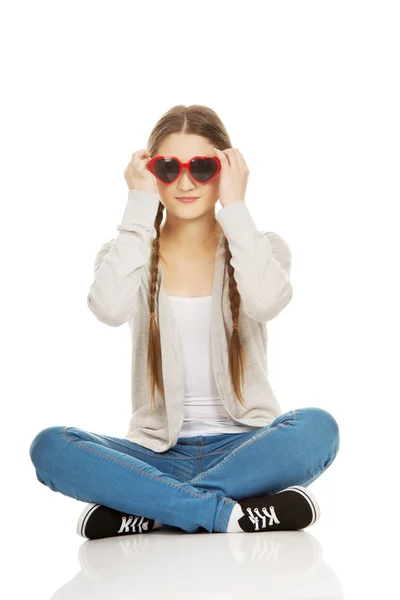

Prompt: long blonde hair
xmin=147 ymin=104 xmax=248 ymax=411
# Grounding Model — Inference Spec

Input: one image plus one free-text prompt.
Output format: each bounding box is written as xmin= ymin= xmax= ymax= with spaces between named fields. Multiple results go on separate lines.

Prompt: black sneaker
xmin=77 ymin=502 xmax=155 ymax=540
xmin=237 ymin=485 xmax=320 ymax=532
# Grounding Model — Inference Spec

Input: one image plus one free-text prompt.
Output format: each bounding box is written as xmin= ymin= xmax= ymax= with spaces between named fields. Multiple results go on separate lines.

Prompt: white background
xmin=2 ymin=0 xmax=399 ymax=598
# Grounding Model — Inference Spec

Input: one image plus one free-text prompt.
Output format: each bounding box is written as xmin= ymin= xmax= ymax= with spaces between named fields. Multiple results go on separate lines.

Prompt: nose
xmin=177 ymin=168 xmax=196 ymax=188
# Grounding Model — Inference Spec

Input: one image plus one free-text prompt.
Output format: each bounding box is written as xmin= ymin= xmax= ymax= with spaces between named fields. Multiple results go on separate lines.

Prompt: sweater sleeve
xmin=87 ymin=189 xmax=162 ymax=327
xmin=216 ymin=200 xmax=293 ymax=323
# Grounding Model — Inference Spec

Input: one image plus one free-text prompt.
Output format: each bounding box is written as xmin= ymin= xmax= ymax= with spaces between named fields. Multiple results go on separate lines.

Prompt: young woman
xmin=29 ymin=104 xmax=340 ymax=539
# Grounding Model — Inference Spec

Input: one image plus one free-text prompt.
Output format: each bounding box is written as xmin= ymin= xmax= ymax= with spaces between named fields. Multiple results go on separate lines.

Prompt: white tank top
xmin=167 ymin=295 xmax=257 ymax=438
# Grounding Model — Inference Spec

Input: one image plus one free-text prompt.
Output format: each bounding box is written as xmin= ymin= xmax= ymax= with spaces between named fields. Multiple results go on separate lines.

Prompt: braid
xmin=223 ymin=235 xmax=248 ymax=407
xmin=147 ymin=201 xmax=166 ymax=412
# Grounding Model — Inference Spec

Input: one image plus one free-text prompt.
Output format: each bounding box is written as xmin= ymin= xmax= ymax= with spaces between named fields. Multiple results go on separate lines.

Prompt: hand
xmin=124 ymin=149 xmax=157 ymax=193
xmin=213 ymin=147 xmax=249 ymax=207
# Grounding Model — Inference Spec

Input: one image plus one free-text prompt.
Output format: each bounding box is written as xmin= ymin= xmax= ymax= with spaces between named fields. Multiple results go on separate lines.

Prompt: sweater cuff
xmin=216 ymin=201 xmax=258 ymax=237
xmin=118 ymin=189 xmax=162 ymax=230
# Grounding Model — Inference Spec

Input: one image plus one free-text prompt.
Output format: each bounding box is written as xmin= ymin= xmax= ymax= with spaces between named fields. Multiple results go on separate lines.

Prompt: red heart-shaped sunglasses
xmin=147 ymin=155 xmax=221 ymax=185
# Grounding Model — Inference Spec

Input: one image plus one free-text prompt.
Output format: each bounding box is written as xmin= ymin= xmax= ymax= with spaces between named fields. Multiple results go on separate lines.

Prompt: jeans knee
xmin=312 ymin=407 xmax=340 ymax=454
xmin=29 ymin=425 xmax=65 ymax=472
xmin=301 ymin=407 xmax=340 ymax=458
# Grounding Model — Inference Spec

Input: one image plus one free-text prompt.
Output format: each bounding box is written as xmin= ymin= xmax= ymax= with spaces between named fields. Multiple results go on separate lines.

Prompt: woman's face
xmin=154 ymin=132 xmax=220 ymax=218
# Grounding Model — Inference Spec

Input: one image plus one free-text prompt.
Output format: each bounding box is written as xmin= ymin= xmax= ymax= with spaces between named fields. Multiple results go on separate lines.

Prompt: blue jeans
xmin=29 ymin=406 xmax=340 ymax=533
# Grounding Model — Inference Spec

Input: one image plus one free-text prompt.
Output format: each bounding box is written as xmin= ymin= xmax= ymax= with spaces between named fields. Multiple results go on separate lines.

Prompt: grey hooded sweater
xmin=87 ymin=189 xmax=293 ymax=453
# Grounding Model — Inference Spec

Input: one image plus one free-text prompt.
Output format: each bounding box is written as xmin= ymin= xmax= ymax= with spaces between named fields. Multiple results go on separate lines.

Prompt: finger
xmin=224 ymin=148 xmax=240 ymax=169
xmin=133 ymin=149 xmax=146 ymax=160
xmin=213 ymin=146 xmax=230 ymax=167
xmin=133 ymin=150 xmax=151 ymax=169
xmin=229 ymin=148 xmax=248 ymax=171
xmin=236 ymin=151 xmax=247 ymax=171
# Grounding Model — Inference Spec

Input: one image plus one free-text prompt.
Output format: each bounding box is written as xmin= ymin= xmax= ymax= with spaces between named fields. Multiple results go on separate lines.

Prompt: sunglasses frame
xmin=147 ymin=154 xmax=221 ymax=185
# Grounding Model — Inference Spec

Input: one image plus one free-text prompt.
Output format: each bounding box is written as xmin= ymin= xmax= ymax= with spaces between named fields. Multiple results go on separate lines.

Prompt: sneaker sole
xmin=276 ymin=485 xmax=321 ymax=526
xmin=77 ymin=502 xmax=100 ymax=539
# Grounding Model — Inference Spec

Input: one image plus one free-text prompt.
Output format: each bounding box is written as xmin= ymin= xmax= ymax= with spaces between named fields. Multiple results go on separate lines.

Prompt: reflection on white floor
xmin=52 ymin=528 xmax=344 ymax=600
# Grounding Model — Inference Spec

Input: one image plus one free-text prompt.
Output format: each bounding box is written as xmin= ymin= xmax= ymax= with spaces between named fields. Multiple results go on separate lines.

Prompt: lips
xmin=176 ymin=196 xmax=199 ymax=203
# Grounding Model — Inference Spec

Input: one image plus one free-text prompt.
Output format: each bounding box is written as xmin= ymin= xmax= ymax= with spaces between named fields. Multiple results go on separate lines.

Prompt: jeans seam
xmin=98 ymin=434 xmax=234 ymax=459
xmin=61 ymin=427 xmax=215 ymax=501
xmin=190 ymin=410 xmax=297 ymax=485
xmin=217 ymin=498 xmax=229 ymax=533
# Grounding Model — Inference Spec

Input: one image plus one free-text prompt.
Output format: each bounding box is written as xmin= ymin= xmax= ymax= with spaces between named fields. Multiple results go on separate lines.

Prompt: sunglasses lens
xmin=153 ymin=157 xmax=180 ymax=183
xmin=190 ymin=157 xmax=218 ymax=183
